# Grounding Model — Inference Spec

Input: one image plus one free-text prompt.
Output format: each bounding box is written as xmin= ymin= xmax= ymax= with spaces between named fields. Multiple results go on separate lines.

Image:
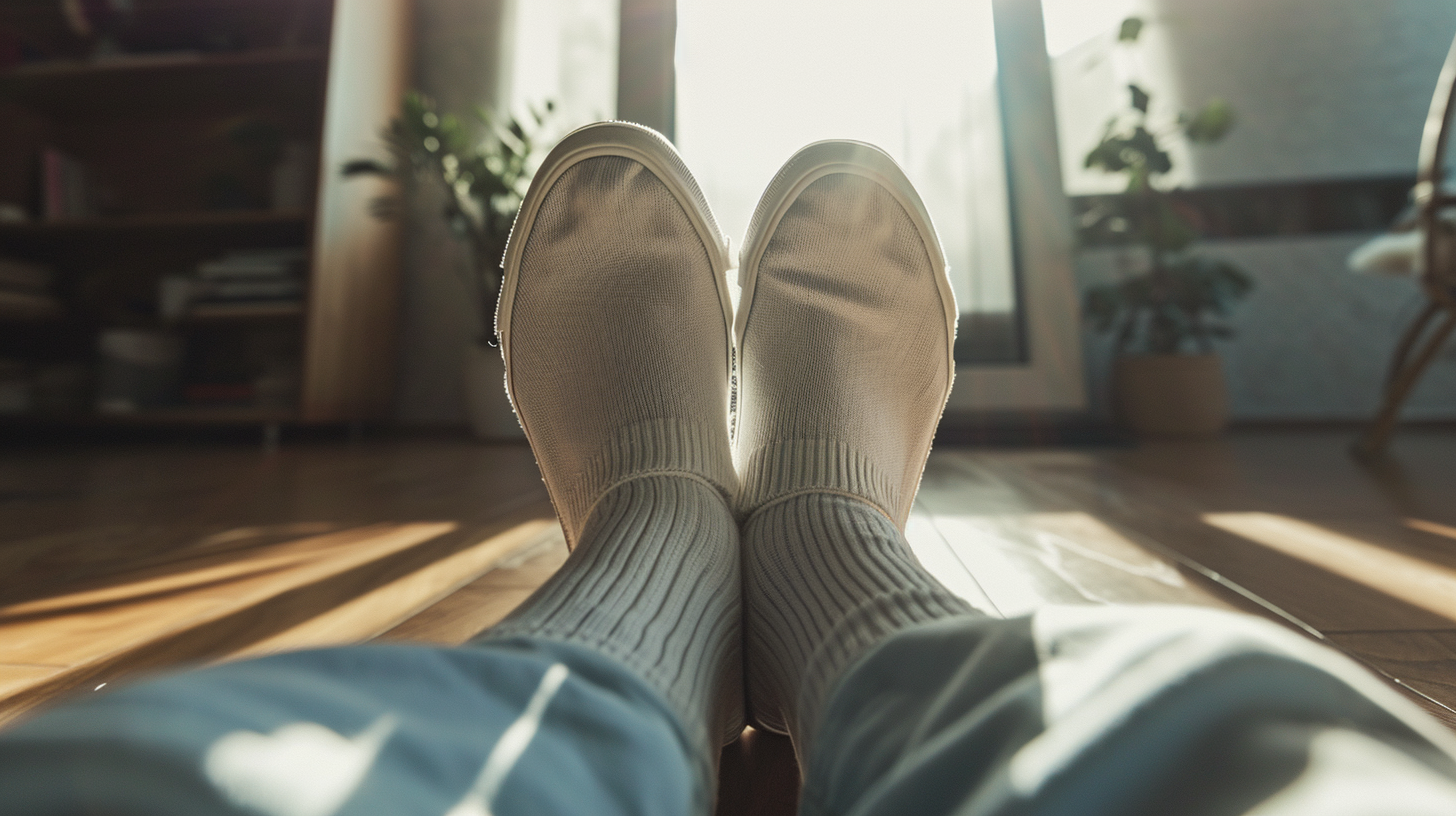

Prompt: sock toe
xmin=503 ymin=138 xmax=736 ymax=545
xmin=735 ymin=154 xmax=955 ymax=527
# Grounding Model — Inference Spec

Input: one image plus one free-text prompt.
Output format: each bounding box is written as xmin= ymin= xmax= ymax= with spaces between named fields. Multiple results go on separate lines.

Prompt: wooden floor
xmin=0 ymin=428 xmax=1454 ymax=808
xmin=911 ymin=431 xmax=1456 ymax=728
xmin=0 ymin=438 xmax=562 ymax=722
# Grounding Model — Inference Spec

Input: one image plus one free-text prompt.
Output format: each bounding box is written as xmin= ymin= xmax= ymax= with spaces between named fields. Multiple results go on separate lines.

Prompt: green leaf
xmin=1128 ymin=83 xmax=1150 ymax=114
xmin=1182 ymin=98 xmax=1236 ymax=143
xmin=1118 ymin=16 xmax=1144 ymax=42
xmin=1085 ymin=137 xmax=1130 ymax=173
xmin=344 ymin=89 xmax=557 ymax=344
xmin=1083 ymin=245 xmax=1253 ymax=352
xmin=1127 ymin=126 xmax=1171 ymax=173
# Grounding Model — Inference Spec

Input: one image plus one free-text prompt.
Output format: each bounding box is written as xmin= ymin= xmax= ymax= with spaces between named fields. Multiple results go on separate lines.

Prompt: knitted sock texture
xmin=735 ymin=172 xmax=952 ymax=528
xmin=735 ymin=162 xmax=963 ymax=755
xmin=508 ymin=155 xmax=735 ymax=546
xmin=742 ymin=492 xmax=973 ymax=754
xmin=485 ymin=474 xmax=742 ymax=755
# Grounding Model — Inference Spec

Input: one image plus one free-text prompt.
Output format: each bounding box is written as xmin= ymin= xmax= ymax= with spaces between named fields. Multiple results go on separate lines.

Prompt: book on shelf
xmin=0 ymin=256 xmax=59 ymax=316
xmin=186 ymin=301 xmax=303 ymax=320
xmin=197 ymin=248 xmax=308 ymax=280
xmin=159 ymin=248 xmax=308 ymax=320
xmin=193 ymin=249 xmax=305 ymax=301
xmin=39 ymin=147 xmax=93 ymax=221
xmin=193 ymin=278 xmax=304 ymax=301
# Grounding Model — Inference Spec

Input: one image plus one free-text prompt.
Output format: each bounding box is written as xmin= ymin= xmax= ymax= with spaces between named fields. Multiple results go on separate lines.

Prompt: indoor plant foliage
xmin=344 ymin=93 xmax=553 ymax=439
xmin=344 ymin=92 xmax=554 ymax=347
xmin=1080 ymin=17 xmax=1253 ymax=435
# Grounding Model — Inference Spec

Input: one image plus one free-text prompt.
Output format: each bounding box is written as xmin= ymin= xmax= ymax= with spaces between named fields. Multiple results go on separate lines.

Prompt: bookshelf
xmin=0 ymin=0 xmax=412 ymax=429
xmin=0 ymin=48 xmax=328 ymax=117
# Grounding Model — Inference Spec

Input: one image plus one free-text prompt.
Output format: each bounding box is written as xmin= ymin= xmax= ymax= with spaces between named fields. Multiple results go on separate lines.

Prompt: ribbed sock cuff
xmin=793 ymin=588 xmax=973 ymax=746
xmin=736 ymin=438 xmax=905 ymax=526
xmin=742 ymin=493 xmax=973 ymax=749
xmin=556 ymin=417 xmax=737 ymax=546
xmin=485 ymin=474 xmax=743 ymax=752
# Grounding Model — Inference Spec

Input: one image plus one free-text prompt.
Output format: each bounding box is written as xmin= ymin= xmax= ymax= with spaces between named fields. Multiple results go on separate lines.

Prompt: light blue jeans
xmin=3 ymin=607 xmax=1455 ymax=816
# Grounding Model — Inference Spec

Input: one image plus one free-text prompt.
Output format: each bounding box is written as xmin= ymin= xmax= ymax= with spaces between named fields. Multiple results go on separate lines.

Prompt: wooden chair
xmin=1354 ymin=33 xmax=1456 ymax=458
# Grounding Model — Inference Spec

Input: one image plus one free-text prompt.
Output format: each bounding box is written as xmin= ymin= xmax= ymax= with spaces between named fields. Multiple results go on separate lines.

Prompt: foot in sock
xmin=482 ymin=122 xmax=743 ymax=756
xmin=498 ymin=123 xmax=737 ymax=542
xmin=735 ymin=141 xmax=974 ymax=753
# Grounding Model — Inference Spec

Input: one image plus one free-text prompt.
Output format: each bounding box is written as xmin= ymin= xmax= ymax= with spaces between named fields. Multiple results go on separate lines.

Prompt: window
xmin=674 ymin=0 xmax=1024 ymax=363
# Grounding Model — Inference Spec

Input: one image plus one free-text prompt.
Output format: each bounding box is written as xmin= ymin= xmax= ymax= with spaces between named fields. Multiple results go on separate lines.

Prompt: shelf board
xmin=2 ymin=48 xmax=323 ymax=79
xmin=0 ymin=291 xmax=62 ymax=321
xmin=183 ymin=302 xmax=305 ymax=322
xmin=0 ymin=211 xmax=312 ymax=256
xmin=95 ymin=407 xmax=297 ymax=425
xmin=0 ymin=209 xmax=310 ymax=233
xmin=0 ymin=407 xmax=298 ymax=426
xmin=0 ymin=49 xmax=327 ymax=117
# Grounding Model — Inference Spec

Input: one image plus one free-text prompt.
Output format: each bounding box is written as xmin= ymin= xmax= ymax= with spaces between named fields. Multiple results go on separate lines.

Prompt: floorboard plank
xmin=905 ymin=509 xmax=1000 ymax=615
xmin=931 ymin=435 xmax=1456 ymax=727
xmin=1325 ymin=630 xmax=1456 ymax=718
xmin=0 ymin=665 xmax=62 ymax=698
xmin=963 ymin=451 xmax=1456 ymax=633
xmin=230 ymin=517 xmax=560 ymax=658
xmin=380 ymin=532 xmax=570 ymax=645
xmin=0 ymin=522 xmax=456 ymax=724
xmin=917 ymin=454 xmax=1232 ymax=614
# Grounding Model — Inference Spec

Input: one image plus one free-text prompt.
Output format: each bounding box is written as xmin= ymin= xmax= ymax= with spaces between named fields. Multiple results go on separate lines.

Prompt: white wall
xmin=394 ymin=0 xmax=617 ymax=425
xmin=1049 ymin=0 xmax=1456 ymax=420
xmin=1051 ymin=0 xmax=1456 ymax=194
xmin=393 ymin=0 xmax=510 ymax=426
xmin=1080 ymin=237 xmax=1456 ymax=421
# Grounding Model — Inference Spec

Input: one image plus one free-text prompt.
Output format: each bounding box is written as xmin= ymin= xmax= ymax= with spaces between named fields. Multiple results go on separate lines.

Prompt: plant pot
xmin=462 ymin=342 xmax=525 ymax=441
xmin=1113 ymin=353 xmax=1229 ymax=438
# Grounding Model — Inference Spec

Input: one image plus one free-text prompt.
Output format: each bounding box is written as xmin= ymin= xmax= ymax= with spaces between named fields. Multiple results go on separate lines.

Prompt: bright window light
xmin=675 ymin=0 xmax=1018 ymax=316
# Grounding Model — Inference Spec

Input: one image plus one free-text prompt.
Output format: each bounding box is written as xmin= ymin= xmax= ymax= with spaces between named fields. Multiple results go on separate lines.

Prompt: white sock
xmin=743 ymin=494 xmax=971 ymax=750
xmin=734 ymin=142 xmax=971 ymax=753
xmin=488 ymin=123 xmax=742 ymax=750
xmin=499 ymin=125 xmax=736 ymax=548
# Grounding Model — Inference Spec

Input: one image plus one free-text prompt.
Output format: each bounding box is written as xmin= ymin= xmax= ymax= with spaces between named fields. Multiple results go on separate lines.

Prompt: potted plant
xmin=344 ymin=93 xmax=553 ymax=439
xmin=1080 ymin=16 xmax=1252 ymax=438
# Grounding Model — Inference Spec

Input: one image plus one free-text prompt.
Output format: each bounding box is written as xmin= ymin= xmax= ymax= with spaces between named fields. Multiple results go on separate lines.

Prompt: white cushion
xmin=1348 ymin=230 xmax=1422 ymax=276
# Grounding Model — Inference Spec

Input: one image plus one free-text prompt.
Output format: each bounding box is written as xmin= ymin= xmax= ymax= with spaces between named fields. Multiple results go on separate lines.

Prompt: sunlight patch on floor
xmin=228 ymin=519 xmax=561 ymax=658
xmin=1407 ymin=518 xmax=1456 ymax=543
xmin=910 ymin=510 xmax=1197 ymax=619
xmin=1205 ymin=512 xmax=1456 ymax=623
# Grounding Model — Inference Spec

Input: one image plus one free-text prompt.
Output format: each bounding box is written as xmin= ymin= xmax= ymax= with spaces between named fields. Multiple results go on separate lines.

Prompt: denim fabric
xmin=0 ymin=639 xmax=699 ymax=816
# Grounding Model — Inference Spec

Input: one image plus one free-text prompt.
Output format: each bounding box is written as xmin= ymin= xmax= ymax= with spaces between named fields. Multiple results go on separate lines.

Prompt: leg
xmin=0 ymin=121 xmax=743 ymax=816
xmin=735 ymin=141 xmax=1456 ymax=814
xmin=805 ymin=606 xmax=1456 ymax=816
xmin=734 ymin=140 xmax=973 ymax=755
xmin=0 ymin=641 xmax=702 ymax=816
xmin=486 ymin=119 xmax=744 ymax=763
xmin=1355 ymin=307 xmax=1456 ymax=458
xmin=1383 ymin=300 xmax=1441 ymax=389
